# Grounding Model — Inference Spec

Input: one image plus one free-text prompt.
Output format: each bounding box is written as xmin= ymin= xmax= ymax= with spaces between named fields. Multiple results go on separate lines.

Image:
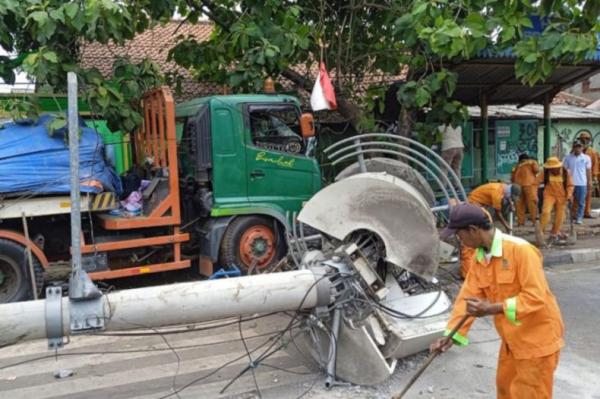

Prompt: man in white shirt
xmin=439 ymin=124 xmax=465 ymax=178
xmin=563 ymin=140 xmax=592 ymax=224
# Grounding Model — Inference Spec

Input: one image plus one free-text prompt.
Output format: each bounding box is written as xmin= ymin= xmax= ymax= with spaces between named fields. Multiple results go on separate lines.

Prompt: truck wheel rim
xmin=239 ymin=226 xmax=276 ymax=270
xmin=0 ymin=255 xmax=22 ymax=302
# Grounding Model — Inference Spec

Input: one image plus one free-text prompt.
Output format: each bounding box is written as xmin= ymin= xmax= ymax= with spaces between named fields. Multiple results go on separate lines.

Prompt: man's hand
xmin=429 ymin=336 xmax=454 ymax=353
xmin=465 ymin=297 xmax=503 ymax=317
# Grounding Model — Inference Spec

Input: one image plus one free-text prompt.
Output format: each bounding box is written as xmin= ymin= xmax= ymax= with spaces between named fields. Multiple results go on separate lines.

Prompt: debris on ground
xmin=53 ymin=369 xmax=74 ymax=379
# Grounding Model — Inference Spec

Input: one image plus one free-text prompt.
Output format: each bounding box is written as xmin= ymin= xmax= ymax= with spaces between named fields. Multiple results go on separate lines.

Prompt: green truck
xmin=0 ymin=87 xmax=321 ymax=302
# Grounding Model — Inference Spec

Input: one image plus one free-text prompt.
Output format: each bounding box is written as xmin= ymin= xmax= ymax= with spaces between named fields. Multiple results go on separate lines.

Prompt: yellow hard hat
xmin=578 ymin=131 xmax=592 ymax=140
xmin=543 ymin=157 xmax=562 ymax=169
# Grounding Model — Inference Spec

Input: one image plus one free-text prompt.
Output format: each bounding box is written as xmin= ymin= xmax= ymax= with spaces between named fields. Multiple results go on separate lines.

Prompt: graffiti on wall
xmin=496 ymin=120 xmax=538 ymax=176
xmin=516 ymin=122 xmax=538 ymax=155
xmin=552 ymin=126 xmax=600 ymax=159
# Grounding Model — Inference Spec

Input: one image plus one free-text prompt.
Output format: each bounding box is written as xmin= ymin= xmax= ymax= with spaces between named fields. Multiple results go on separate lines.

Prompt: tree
xmin=0 ymin=0 xmax=162 ymax=132
xmin=169 ymin=0 xmax=600 ymax=134
xmin=1 ymin=0 xmax=599 ymax=137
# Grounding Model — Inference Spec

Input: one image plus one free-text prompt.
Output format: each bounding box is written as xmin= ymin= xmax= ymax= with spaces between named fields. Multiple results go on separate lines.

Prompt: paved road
xmin=1 ymin=262 xmax=599 ymax=399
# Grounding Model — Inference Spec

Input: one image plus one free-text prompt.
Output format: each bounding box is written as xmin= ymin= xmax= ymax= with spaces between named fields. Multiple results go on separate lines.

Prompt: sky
xmin=0 ymin=48 xmax=34 ymax=94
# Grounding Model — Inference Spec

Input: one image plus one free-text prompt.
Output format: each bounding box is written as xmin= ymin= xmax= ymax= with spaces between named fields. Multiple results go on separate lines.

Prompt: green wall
xmin=462 ymin=119 xmax=600 ymax=189
xmin=540 ymin=121 xmax=600 ymax=160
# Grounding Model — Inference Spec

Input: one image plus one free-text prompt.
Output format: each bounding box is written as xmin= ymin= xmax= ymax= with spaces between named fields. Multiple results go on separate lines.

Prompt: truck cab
xmin=0 ymin=88 xmax=321 ymax=303
xmin=176 ymin=94 xmax=321 ymax=272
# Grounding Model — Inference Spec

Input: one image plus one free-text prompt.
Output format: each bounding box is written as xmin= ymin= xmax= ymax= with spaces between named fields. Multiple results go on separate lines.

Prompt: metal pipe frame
xmin=325 ymin=133 xmax=466 ymax=200
xmin=331 ymin=149 xmax=452 ymax=205
xmin=328 ymin=141 xmax=459 ymax=201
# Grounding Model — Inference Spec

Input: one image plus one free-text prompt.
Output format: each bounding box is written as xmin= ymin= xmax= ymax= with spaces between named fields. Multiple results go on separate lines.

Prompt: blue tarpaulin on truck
xmin=0 ymin=115 xmax=122 ymax=195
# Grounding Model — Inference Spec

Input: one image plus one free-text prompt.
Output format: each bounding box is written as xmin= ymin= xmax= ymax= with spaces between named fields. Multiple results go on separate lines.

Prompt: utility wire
xmin=93 ymin=312 xmax=282 ymax=337
xmin=238 ymin=316 xmax=262 ymax=399
xmin=0 ymin=329 xmax=287 ymax=371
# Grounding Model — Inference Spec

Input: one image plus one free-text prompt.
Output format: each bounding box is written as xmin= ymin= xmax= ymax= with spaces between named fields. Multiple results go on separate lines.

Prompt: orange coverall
xmin=460 ymin=183 xmax=506 ymax=278
xmin=536 ymin=170 xmax=574 ymax=236
xmin=580 ymin=147 xmax=599 ymax=217
xmin=445 ymin=230 xmax=564 ymax=399
xmin=511 ymin=160 xmax=539 ymax=225
xmin=468 ymin=182 xmax=505 ymax=212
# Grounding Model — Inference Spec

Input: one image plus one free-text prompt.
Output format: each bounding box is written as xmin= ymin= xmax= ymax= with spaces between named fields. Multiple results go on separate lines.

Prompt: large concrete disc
xmin=299 ymin=172 xmax=439 ymax=279
xmin=335 ymin=157 xmax=436 ymax=206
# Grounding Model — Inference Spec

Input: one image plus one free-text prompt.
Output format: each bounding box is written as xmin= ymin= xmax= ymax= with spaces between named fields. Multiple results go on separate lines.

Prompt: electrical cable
xmin=93 ymin=312 xmax=282 ymax=337
xmin=150 ymin=325 xmax=182 ymax=399
xmin=158 ymin=273 xmax=334 ymax=398
xmin=218 ymin=273 xmax=337 ymax=395
xmin=156 ymin=330 xmax=286 ymax=399
xmin=0 ymin=328 xmax=291 ymax=372
xmin=259 ymin=362 xmax=315 ymax=376
xmin=238 ymin=316 xmax=262 ymax=399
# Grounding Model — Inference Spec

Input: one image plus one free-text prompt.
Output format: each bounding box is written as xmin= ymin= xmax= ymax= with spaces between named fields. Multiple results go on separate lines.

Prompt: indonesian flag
xmin=310 ymin=62 xmax=337 ymax=111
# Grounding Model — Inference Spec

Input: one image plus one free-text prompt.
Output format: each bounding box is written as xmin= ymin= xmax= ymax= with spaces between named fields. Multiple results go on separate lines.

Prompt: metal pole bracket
xmin=45 ymin=286 xmax=65 ymax=350
xmin=69 ymin=269 xmax=105 ymax=333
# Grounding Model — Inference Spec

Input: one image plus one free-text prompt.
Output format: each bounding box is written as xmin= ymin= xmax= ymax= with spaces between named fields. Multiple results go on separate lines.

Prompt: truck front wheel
xmin=0 ymin=239 xmax=44 ymax=303
xmin=220 ymin=216 xmax=284 ymax=273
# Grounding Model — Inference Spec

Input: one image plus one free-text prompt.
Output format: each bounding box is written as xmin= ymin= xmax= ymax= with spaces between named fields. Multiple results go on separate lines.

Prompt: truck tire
xmin=0 ymin=239 xmax=44 ymax=303
xmin=219 ymin=216 xmax=284 ymax=273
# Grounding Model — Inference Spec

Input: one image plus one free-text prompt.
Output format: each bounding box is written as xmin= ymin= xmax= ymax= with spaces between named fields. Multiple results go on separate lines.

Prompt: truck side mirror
xmin=300 ymin=113 xmax=315 ymax=138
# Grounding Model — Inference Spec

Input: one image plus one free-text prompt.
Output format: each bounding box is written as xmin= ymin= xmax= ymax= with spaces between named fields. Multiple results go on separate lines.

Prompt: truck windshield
xmin=249 ymin=107 xmax=303 ymax=155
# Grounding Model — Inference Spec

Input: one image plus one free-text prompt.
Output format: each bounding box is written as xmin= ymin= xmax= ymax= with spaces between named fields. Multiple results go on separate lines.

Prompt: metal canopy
xmin=449 ymin=58 xmax=600 ymax=106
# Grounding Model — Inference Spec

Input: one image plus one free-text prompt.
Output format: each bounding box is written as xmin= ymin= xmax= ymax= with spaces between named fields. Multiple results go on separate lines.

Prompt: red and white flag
xmin=310 ymin=62 xmax=337 ymax=111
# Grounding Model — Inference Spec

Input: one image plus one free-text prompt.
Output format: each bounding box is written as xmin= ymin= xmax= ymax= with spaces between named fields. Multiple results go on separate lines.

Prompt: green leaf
xmin=519 ymin=17 xmax=534 ymax=28
xmin=265 ymin=48 xmax=276 ymax=58
xmin=413 ymin=2 xmax=428 ymax=15
xmin=64 ymin=3 xmax=79 ymax=19
xmin=415 ymin=86 xmax=431 ymax=107
xmin=524 ymin=53 xmax=538 ymax=63
xmin=29 ymin=11 xmax=48 ymax=25
xmin=501 ymin=26 xmax=515 ymax=43
xmin=42 ymin=51 xmax=58 ymax=63
xmin=541 ymin=58 xmax=552 ymax=76
xmin=45 ymin=117 xmax=67 ymax=135
xmin=49 ymin=8 xmax=64 ymax=23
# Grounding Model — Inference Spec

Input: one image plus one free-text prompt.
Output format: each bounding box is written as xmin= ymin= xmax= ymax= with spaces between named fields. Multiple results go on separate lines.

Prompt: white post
xmin=67 ymin=72 xmax=81 ymax=273
xmin=0 ymin=270 xmax=331 ymax=346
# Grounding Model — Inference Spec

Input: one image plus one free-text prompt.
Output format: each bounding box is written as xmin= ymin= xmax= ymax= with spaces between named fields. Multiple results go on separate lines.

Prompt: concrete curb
xmin=543 ymin=248 xmax=600 ymax=267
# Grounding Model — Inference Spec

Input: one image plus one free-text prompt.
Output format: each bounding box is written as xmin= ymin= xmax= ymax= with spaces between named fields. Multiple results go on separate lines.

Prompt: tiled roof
xmin=80 ymin=20 xmax=404 ymax=115
xmin=552 ymin=91 xmax=593 ymax=107
xmin=80 ymin=21 xmax=224 ymax=101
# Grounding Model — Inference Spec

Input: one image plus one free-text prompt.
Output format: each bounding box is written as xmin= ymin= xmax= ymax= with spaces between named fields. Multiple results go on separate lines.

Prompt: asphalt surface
xmin=0 ymin=261 xmax=599 ymax=398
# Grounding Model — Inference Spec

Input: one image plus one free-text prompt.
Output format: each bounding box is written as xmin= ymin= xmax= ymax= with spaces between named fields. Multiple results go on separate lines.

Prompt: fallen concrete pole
xmin=0 ymin=269 xmax=331 ymax=346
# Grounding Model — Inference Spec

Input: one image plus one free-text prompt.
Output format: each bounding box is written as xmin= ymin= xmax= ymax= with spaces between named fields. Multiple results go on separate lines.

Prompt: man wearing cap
xmin=431 ymin=203 xmax=564 ymax=399
xmin=536 ymin=157 xmax=574 ymax=242
xmin=577 ymin=130 xmax=599 ymax=218
xmin=511 ymin=153 xmax=540 ymax=226
xmin=563 ymin=140 xmax=592 ymax=224
xmin=468 ymin=182 xmax=520 ymax=232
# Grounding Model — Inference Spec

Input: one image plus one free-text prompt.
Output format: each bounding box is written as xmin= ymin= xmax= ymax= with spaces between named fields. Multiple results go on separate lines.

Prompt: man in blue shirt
xmin=563 ymin=140 xmax=592 ymax=224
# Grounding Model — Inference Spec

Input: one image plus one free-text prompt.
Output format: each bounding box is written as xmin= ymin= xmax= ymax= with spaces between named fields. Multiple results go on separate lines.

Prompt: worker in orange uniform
xmin=511 ymin=153 xmax=540 ymax=226
xmin=577 ymin=130 xmax=599 ymax=218
xmin=468 ymin=182 xmax=521 ymax=232
xmin=457 ymin=182 xmax=520 ymax=278
xmin=432 ymin=203 xmax=564 ymax=399
xmin=536 ymin=157 xmax=574 ymax=243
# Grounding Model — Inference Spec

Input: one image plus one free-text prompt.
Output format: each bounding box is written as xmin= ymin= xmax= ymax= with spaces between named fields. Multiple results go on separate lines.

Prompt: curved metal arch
xmin=333 ymin=149 xmax=452 ymax=203
xmin=328 ymin=141 xmax=459 ymax=201
xmin=325 ymin=133 xmax=467 ymax=201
